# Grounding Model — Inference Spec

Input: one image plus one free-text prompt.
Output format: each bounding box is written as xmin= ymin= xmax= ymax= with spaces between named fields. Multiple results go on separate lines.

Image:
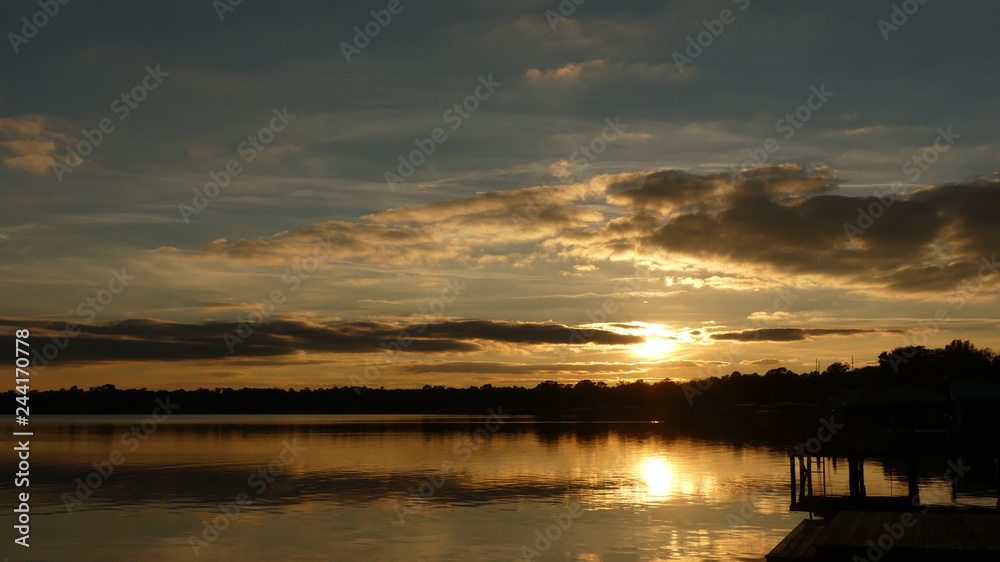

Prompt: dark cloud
xmin=409 ymin=320 xmax=642 ymax=346
xmin=538 ymin=167 xmax=1000 ymax=294
xmin=711 ymin=328 xmax=900 ymax=342
xmin=0 ymin=317 xmax=640 ymax=364
xmin=641 ymin=177 xmax=1000 ymax=292
xmin=606 ymin=164 xmax=835 ymax=214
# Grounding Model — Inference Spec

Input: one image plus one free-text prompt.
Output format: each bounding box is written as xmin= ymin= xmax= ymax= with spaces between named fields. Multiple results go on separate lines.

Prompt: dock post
xmin=789 ymin=452 xmax=797 ymax=508
xmin=799 ymin=457 xmax=807 ymax=500
xmin=848 ymin=456 xmax=859 ymax=497
xmin=858 ymin=456 xmax=866 ymax=497
xmin=907 ymin=456 xmax=920 ymax=506
xmin=806 ymin=457 xmax=813 ymax=497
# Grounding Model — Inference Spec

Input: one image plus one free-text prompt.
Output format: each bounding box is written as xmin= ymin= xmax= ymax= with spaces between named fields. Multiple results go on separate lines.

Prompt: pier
xmin=767 ymin=511 xmax=1000 ymax=561
xmin=767 ymin=422 xmax=1000 ymax=561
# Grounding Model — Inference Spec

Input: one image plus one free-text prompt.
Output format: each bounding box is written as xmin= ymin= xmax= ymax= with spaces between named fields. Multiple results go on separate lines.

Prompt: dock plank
xmin=862 ymin=511 xmax=884 ymax=548
xmin=766 ymin=519 xmax=825 ymax=561
xmin=940 ymin=512 xmax=976 ymax=551
xmin=965 ymin=514 xmax=1000 ymax=551
xmin=766 ymin=520 xmax=812 ymax=561
xmin=813 ymin=512 xmax=847 ymax=546
xmin=771 ymin=511 xmax=1000 ymax=560
xmin=843 ymin=511 xmax=870 ymax=548
xmin=786 ymin=520 xmax=822 ymax=559
xmin=897 ymin=511 xmax=917 ymax=550
xmin=914 ymin=511 xmax=933 ymax=550
xmin=921 ymin=511 xmax=939 ymax=552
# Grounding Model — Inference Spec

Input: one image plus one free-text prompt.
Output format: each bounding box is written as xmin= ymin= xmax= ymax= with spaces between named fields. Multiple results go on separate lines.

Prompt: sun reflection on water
xmin=639 ymin=457 xmax=675 ymax=501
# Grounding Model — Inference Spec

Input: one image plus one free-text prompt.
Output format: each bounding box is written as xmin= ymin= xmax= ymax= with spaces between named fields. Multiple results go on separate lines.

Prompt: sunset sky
xmin=2 ymin=0 xmax=999 ymax=390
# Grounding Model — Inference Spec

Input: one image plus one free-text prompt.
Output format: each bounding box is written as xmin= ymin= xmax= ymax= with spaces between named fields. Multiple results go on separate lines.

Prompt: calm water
xmin=1 ymin=415 xmax=993 ymax=561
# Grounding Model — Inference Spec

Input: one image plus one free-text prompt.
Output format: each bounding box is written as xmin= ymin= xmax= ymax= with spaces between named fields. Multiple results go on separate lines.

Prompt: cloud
xmin=605 ymin=164 xmax=836 ymax=215
xmin=365 ymin=182 xmax=601 ymax=224
xmin=0 ymin=317 xmax=642 ymax=364
xmin=842 ymin=126 xmax=887 ymax=136
xmin=642 ymin=177 xmax=1000 ymax=292
xmin=524 ymin=59 xmax=692 ymax=85
xmin=547 ymin=165 xmax=1000 ymax=294
xmin=0 ymin=116 xmax=70 ymax=175
xmin=741 ymin=358 xmax=784 ymax=367
xmin=163 ymin=163 xmax=1000 ymax=296
xmin=711 ymin=328 xmax=900 ymax=342
xmin=526 ymin=60 xmax=609 ymax=82
xmin=402 ymin=358 xmax=712 ymax=376
xmin=402 ymin=361 xmax=644 ymax=376
xmin=747 ymin=311 xmax=792 ymax=321
xmin=412 ymin=320 xmax=643 ymax=346
xmin=170 ymin=180 xmax=607 ymax=267
xmin=207 ymin=370 xmax=244 ymax=378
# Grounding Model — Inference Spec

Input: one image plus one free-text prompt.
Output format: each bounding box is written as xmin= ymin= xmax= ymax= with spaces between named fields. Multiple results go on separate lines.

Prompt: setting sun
xmin=635 ymin=337 xmax=676 ymax=357
xmin=630 ymin=323 xmax=680 ymax=357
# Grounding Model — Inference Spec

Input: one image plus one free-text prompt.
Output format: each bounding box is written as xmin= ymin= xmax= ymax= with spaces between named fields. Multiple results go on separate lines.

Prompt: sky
xmin=1 ymin=0 xmax=999 ymax=391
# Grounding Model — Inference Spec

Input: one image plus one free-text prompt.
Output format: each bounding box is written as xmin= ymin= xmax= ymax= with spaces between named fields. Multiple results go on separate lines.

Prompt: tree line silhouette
xmin=6 ymin=341 xmax=999 ymax=429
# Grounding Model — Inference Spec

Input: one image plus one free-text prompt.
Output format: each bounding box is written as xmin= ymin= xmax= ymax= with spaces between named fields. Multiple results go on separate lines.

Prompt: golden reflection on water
xmin=638 ymin=457 xmax=675 ymax=501
xmin=0 ymin=415 xmax=992 ymax=561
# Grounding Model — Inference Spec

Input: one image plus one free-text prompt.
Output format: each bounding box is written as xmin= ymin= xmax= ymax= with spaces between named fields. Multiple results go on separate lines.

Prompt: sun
xmin=635 ymin=336 xmax=676 ymax=357
xmin=605 ymin=322 xmax=680 ymax=358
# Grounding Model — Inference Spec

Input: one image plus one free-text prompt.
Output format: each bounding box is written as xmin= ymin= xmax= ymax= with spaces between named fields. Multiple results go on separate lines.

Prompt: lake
xmin=1 ymin=414 xmax=993 ymax=561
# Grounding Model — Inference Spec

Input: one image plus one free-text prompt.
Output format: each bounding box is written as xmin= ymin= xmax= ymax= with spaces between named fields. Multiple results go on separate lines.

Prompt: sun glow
xmin=591 ymin=321 xmax=682 ymax=358
xmin=633 ymin=323 xmax=678 ymax=357
xmin=635 ymin=337 xmax=676 ymax=357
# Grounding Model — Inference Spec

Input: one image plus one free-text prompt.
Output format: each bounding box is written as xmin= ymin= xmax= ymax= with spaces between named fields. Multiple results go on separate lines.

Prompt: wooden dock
xmin=767 ymin=511 xmax=1000 ymax=561
xmin=766 ymin=519 xmax=824 ymax=561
